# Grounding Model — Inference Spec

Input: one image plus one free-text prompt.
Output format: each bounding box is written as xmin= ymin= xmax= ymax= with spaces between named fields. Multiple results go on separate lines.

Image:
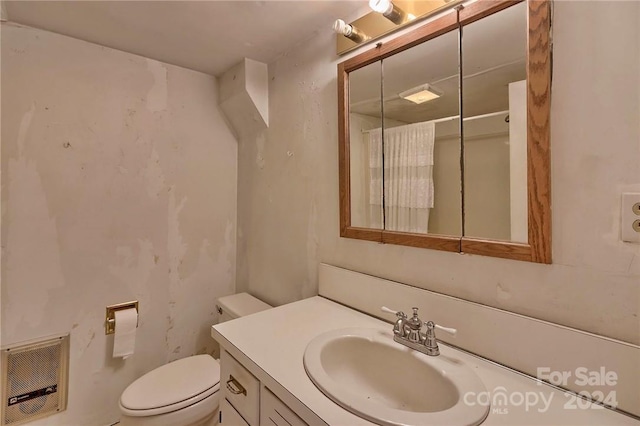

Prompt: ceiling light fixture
xmin=333 ymin=19 xmax=369 ymax=43
xmin=399 ymin=84 xmax=443 ymax=104
xmin=368 ymin=0 xmax=413 ymax=25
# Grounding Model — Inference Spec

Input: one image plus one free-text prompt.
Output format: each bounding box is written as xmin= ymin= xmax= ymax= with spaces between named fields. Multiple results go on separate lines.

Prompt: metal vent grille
xmin=1 ymin=335 xmax=69 ymax=426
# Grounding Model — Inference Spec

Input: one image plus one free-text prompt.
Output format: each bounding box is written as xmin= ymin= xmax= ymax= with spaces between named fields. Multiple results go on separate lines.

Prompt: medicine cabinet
xmin=338 ymin=0 xmax=551 ymax=263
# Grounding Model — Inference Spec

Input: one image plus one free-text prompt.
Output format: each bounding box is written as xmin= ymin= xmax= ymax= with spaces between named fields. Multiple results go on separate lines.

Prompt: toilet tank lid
xmin=217 ymin=292 xmax=272 ymax=318
xmin=120 ymin=355 xmax=220 ymax=411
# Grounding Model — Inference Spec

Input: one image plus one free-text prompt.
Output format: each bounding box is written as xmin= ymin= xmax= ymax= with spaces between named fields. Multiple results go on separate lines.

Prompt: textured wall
xmin=237 ymin=1 xmax=640 ymax=345
xmin=1 ymin=23 xmax=237 ymax=424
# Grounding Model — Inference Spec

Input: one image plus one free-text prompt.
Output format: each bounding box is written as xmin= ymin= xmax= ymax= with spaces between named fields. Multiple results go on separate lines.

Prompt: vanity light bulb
xmin=333 ymin=19 xmax=369 ymax=43
xmin=369 ymin=0 xmax=393 ymax=15
xmin=333 ymin=19 xmax=352 ymax=36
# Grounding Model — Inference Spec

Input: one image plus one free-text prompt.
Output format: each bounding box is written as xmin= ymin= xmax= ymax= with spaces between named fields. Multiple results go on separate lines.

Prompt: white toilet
xmin=118 ymin=293 xmax=272 ymax=426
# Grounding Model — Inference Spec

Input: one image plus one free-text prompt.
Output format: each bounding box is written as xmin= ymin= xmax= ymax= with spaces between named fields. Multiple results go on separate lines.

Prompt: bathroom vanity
xmin=217 ymin=348 xmax=306 ymax=426
xmin=211 ymin=266 xmax=639 ymax=425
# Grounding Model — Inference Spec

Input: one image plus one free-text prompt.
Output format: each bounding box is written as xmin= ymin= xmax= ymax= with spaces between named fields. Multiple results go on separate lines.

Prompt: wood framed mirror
xmin=338 ymin=0 xmax=551 ymax=263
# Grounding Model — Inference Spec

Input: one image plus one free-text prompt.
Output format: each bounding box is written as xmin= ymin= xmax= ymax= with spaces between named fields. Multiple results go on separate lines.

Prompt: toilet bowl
xmin=118 ymin=355 xmax=220 ymax=426
xmin=118 ymin=293 xmax=272 ymax=426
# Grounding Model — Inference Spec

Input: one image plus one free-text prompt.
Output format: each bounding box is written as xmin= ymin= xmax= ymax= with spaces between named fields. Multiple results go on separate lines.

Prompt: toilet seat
xmin=120 ymin=355 xmax=220 ymax=417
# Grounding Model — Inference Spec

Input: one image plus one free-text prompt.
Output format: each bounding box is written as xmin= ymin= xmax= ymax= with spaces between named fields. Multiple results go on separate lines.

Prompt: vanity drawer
xmin=220 ymin=398 xmax=249 ymax=426
xmin=260 ymin=387 xmax=308 ymax=426
xmin=220 ymin=350 xmax=260 ymax=425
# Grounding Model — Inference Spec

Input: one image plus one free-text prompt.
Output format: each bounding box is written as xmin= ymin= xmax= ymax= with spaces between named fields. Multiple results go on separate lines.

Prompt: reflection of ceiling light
xmin=399 ymin=84 xmax=443 ymax=104
xmin=368 ymin=0 xmax=411 ymax=25
xmin=333 ymin=19 xmax=369 ymax=43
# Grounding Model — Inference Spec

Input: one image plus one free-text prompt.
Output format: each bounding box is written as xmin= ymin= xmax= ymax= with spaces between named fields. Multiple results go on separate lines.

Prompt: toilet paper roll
xmin=113 ymin=308 xmax=138 ymax=359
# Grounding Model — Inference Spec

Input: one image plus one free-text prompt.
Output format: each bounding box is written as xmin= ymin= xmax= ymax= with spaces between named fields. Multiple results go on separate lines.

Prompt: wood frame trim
xmin=343 ymin=227 xmax=382 ymax=242
xmin=338 ymin=0 xmax=552 ymax=264
xmin=457 ymin=0 xmax=520 ymax=25
xmin=342 ymin=13 xmax=459 ymax=74
xmin=525 ymin=0 xmax=552 ymax=263
xmin=383 ymin=231 xmax=461 ymax=252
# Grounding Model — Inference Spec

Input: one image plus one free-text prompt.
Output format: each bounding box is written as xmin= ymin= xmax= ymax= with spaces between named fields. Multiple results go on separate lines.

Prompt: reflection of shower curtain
xmin=369 ymin=121 xmax=435 ymax=233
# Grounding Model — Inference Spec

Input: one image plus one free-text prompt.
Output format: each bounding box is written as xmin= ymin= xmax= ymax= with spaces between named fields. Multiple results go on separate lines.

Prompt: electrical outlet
xmin=621 ymin=193 xmax=640 ymax=243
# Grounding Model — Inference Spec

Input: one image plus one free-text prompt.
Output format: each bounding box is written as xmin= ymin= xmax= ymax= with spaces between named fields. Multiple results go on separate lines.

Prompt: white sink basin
xmin=303 ymin=327 xmax=489 ymax=426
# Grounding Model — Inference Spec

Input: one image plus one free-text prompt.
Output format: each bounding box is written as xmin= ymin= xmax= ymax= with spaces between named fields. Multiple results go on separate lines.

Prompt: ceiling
xmin=4 ymin=0 xmax=368 ymax=76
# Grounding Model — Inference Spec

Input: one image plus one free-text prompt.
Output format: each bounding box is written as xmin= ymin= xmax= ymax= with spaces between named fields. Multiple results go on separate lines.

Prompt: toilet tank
xmin=216 ymin=292 xmax=272 ymax=323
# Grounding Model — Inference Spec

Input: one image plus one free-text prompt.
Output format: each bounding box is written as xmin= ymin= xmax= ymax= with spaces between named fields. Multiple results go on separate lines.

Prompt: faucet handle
xmin=435 ymin=324 xmax=457 ymax=336
xmin=424 ymin=321 xmax=457 ymax=336
xmin=381 ymin=307 xmax=407 ymax=319
xmin=381 ymin=306 xmax=400 ymax=315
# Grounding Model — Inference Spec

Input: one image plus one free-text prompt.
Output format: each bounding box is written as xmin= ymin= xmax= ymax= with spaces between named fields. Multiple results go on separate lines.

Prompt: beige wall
xmin=237 ymin=1 xmax=640 ymax=345
xmin=1 ymin=23 xmax=237 ymax=424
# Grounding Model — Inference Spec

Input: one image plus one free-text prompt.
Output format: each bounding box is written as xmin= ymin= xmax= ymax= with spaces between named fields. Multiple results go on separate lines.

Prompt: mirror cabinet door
xmin=462 ymin=1 xmax=528 ymax=243
xmin=381 ymin=30 xmax=461 ymax=236
xmin=348 ymin=61 xmax=383 ymax=230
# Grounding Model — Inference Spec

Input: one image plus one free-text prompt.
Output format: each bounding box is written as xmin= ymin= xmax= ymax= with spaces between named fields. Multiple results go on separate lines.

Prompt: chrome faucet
xmin=381 ymin=306 xmax=456 ymax=356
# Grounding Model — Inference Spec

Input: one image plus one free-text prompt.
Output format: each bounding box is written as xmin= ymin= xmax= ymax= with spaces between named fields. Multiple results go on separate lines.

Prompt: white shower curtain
xmin=369 ymin=121 xmax=435 ymax=233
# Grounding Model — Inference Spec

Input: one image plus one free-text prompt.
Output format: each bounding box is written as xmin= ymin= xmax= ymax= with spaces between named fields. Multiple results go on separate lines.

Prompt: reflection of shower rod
xmin=430 ymin=59 xmax=526 ymax=86
xmin=423 ymin=109 xmax=509 ymax=124
xmin=361 ymin=109 xmax=509 ymax=134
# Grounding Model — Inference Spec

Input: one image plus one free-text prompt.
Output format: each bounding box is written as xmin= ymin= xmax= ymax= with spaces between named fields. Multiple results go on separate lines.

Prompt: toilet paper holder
xmin=105 ymin=301 xmax=139 ymax=335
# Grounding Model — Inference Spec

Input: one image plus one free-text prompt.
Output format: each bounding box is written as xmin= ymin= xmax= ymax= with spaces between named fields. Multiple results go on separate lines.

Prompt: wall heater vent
xmin=1 ymin=335 xmax=69 ymax=426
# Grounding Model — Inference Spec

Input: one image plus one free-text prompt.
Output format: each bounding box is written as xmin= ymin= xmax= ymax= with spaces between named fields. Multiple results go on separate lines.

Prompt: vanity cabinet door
xmin=220 ymin=398 xmax=249 ymax=426
xmin=260 ymin=387 xmax=308 ymax=426
xmin=220 ymin=350 xmax=260 ymax=425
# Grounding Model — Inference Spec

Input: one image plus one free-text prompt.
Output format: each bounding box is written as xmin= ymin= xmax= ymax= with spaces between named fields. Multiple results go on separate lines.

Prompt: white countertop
xmin=211 ymin=296 xmax=638 ymax=426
